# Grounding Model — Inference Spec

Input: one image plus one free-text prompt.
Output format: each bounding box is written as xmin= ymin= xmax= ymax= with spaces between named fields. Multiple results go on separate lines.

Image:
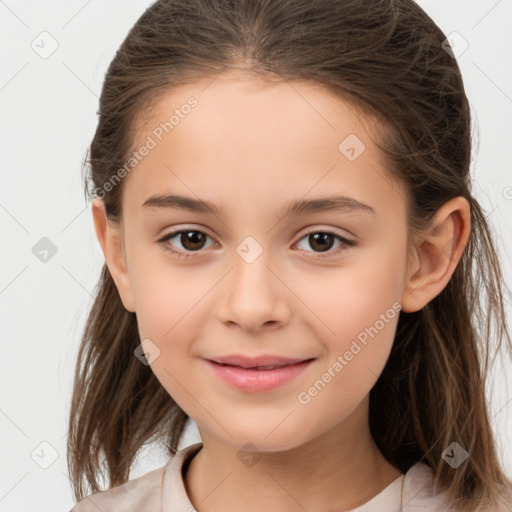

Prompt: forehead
xmin=136 ymin=71 xmax=367 ymax=150
xmin=122 ymin=70 xmax=406 ymax=221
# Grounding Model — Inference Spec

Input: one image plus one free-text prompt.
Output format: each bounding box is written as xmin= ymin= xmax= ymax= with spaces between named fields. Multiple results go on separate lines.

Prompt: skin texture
xmin=92 ymin=70 xmax=471 ymax=512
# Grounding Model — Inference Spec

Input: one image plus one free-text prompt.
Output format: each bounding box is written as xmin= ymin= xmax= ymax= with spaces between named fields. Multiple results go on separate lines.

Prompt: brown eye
xmin=296 ymin=230 xmax=356 ymax=256
xmin=178 ymin=231 xmax=207 ymax=251
xmin=158 ymin=229 xmax=215 ymax=257
xmin=307 ymin=233 xmax=336 ymax=252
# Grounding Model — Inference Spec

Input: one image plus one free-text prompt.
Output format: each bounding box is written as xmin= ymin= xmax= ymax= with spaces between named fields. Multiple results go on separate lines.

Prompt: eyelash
xmin=157 ymin=228 xmax=357 ymax=260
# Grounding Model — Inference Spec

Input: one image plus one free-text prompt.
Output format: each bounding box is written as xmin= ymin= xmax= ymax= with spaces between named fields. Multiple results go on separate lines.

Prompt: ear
xmin=401 ymin=196 xmax=471 ymax=313
xmin=91 ymin=198 xmax=136 ymax=313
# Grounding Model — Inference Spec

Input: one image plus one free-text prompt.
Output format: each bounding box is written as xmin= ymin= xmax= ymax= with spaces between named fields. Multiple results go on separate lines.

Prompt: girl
xmin=67 ymin=0 xmax=512 ymax=511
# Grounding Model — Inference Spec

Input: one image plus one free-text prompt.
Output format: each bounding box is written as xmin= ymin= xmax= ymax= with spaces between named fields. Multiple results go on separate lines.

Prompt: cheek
xmin=297 ymin=244 xmax=405 ymax=393
xmin=131 ymin=262 xmax=211 ymax=416
xmin=294 ymin=273 xmax=401 ymax=431
xmin=307 ymin=242 xmax=405 ymax=342
xmin=130 ymin=245 xmax=210 ymax=339
xmin=129 ymin=250 xmax=215 ymax=395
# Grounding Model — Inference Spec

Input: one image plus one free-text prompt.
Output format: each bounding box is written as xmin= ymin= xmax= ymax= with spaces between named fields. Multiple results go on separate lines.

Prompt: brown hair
xmin=67 ymin=0 xmax=512 ymax=509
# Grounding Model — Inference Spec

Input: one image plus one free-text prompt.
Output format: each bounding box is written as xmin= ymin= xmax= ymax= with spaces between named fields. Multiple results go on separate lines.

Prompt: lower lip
xmin=204 ymin=359 xmax=314 ymax=392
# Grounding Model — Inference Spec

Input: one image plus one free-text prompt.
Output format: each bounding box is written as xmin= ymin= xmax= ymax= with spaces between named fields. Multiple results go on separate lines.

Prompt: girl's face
xmin=106 ymin=71 xmax=412 ymax=451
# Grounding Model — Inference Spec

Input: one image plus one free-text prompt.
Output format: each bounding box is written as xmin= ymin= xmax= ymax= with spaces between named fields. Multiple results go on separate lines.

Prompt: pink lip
xmin=203 ymin=357 xmax=315 ymax=392
xmin=206 ymin=354 xmax=310 ymax=368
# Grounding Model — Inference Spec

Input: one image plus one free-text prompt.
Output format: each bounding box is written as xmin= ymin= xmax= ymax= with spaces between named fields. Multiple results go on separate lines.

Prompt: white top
xmin=69 ymin=442 xmax=454 ymax=511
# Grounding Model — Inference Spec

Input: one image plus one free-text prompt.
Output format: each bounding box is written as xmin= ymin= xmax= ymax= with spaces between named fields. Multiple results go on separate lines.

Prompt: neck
xmin=184 ymin=399 xmax=402 ymax=512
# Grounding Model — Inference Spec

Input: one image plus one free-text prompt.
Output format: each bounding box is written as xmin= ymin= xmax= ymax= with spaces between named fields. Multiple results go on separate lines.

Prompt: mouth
xmin=210 ymin=361 xmax=313 ymax=371
xmin=203 ymin=356 xmax=316 ymax=392
xmin=206 ymin=354 xmax=315 ymax=369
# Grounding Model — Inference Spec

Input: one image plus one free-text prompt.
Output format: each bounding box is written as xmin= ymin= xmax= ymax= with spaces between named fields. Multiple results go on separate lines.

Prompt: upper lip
xmin=205 ymin=354 xmax=314 ymax=369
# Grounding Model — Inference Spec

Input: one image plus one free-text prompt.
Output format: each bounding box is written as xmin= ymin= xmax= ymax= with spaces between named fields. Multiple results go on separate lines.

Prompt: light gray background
xmin=1 ymin=1 xmax=511 ymax=510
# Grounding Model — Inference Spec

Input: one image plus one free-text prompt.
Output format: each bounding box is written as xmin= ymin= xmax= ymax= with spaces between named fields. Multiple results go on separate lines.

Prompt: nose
xmin=217 ymin=249 xmax=291 ymax=333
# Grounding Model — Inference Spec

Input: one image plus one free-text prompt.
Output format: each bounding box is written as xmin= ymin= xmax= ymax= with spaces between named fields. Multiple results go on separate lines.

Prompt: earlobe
xmin=401 ymin=196 xmax=471 ymax=313
xmin=91 ymin=198 xmax=136 ymax=313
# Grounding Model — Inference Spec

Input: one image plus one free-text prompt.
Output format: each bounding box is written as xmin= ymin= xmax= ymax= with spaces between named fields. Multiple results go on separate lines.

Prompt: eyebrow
xmin=141 ymin=194 xmax=376 ymax=217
